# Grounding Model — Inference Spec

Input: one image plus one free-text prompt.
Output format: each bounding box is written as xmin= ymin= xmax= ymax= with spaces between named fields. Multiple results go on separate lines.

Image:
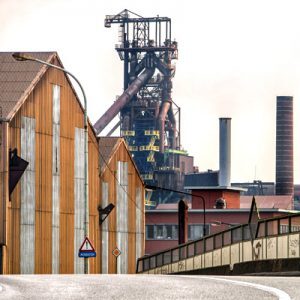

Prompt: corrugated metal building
xmin=99 ymin=137 xmax=144 ymax=274
xmin=0 ymin=52 xmax=144 ymax=274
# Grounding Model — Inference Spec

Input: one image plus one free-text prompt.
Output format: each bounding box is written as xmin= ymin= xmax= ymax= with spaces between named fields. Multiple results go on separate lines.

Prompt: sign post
xmin=112 ymin=247 xmax=121 ymax=274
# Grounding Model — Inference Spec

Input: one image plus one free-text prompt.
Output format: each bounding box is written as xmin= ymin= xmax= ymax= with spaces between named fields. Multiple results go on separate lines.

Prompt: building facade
xmin=145 ymin=194 xmax=294 ymax=255
xmin=0 ymin=52 xmax=144 ymax=274
xmin=99 ymin=137 xmax=144 ymax=274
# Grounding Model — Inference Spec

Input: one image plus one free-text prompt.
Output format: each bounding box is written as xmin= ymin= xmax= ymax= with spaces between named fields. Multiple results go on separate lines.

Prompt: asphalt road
xmin=0 ymin=274 xmax=298 ymax=299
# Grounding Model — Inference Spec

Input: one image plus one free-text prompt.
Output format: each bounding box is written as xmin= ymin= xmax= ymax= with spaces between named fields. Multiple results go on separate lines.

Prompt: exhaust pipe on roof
xmin=219 ymin=118 xmax=231 ymax=187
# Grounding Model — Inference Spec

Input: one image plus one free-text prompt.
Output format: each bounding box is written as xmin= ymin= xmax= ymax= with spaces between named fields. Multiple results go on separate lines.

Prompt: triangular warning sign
xmin=79 ymin=237 xmax=95 ymax=252
xmin=248 ymin=196 xmax=261 ymax=240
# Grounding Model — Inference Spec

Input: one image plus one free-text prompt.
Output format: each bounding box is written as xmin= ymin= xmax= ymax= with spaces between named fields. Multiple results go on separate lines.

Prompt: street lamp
xmin=12 ymin=52 xmax=89 ymax=274
xmin=145 ymin=184 xmax=206 ymax=237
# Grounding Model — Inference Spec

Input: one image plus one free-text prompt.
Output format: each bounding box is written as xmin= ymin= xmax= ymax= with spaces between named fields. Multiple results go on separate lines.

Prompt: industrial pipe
xmin=167 ymin=105 xmax=177 ymax=149
xmin=158 ymin=101 xmax=171 ymax=152
xmin=219 ymin=118 xmax=231 ymax=187
xmin=94 ymin=68 xmax=155 ymax=135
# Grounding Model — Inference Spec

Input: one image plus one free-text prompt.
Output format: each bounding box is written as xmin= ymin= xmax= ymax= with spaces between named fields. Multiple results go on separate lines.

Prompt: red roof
xmin=240 ymin=195 xmax=293 ymax=209
xmin=155 ymin=202 xmax=192 ymax=210
xmin=153 ymin=195 xmax=293 ymax=210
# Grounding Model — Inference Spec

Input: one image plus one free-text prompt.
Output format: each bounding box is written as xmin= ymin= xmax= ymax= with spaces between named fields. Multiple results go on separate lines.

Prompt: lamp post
xmin=145 ymin=184 xmax=206 ymax=237
xmin=12 ymin=52 xmax=89 ymax=274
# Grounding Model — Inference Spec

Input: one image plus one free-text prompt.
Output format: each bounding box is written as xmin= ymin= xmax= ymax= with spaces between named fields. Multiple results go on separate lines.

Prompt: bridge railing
xmin=137 ymin=212 xmax=300 ymax=273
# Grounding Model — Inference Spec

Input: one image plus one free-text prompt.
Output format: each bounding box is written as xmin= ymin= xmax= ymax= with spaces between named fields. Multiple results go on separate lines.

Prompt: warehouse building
xmin=0 ymin=52 xmax=144 ymax=274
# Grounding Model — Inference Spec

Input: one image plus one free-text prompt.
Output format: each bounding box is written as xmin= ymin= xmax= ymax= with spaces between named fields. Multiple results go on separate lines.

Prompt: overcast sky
xmin=1 ymin=0 xmax=299 ymax=183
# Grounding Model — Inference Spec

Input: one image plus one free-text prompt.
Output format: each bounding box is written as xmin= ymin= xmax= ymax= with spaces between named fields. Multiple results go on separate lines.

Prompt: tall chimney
xmin=219 ymin=118 xmax=231 ymax=187
xmin=276 ymin=96 xmax=294 ymax=195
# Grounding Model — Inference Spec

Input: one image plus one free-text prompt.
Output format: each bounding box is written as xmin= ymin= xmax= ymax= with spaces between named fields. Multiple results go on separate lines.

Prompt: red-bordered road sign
xmin=78 ymin=237 xmax=96 ymax=258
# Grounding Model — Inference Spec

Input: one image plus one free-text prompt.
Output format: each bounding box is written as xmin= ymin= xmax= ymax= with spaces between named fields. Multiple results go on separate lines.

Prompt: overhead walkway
xmin=136 ymin=212 xmax=300 ymax=275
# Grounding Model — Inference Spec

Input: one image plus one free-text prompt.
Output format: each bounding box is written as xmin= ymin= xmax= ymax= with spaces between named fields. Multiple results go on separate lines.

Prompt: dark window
xmin=146 ymin=225 xmax=154 ymax=239
xmin=166 ymin=225 xmax=173 ymax=239
xmin=156 ymin=225 xmax=164 ymax=239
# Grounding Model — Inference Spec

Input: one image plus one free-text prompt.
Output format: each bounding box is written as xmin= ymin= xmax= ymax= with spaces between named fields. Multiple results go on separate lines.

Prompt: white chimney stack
xmin=219 ymin=118 xmax=231 ymax=187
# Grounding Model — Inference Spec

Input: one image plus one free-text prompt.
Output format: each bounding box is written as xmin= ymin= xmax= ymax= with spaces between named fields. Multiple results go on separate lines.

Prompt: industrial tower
xmin=94 ymin=10 xmax=192 ymax=205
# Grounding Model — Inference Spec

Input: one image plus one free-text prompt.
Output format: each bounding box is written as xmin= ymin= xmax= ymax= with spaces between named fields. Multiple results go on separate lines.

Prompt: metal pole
xmin=12 ymin=53 xmax=89 ymax=274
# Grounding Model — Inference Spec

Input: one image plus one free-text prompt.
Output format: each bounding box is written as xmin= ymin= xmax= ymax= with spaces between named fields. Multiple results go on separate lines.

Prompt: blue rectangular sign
xmin=78 ymin=251 xmax=96 ymax=258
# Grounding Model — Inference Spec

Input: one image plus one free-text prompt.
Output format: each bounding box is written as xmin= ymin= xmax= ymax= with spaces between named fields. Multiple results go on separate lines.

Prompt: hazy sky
xmin=1 ymin=0 xmax=299 ymax=183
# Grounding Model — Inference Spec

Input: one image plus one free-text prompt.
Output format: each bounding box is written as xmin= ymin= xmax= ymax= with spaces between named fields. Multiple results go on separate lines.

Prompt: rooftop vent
xmin=215 ymin=198 xmax=227 ymax=209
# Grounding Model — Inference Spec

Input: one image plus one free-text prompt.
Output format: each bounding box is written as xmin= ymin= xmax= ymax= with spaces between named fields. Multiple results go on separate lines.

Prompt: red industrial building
xmin=145 ymin=189 xmax=294 ymax=255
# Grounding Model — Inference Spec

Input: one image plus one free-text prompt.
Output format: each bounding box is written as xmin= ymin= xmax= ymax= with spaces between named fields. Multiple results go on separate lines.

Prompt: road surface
xmin=0 ymin=274 xmax=298 ymax=299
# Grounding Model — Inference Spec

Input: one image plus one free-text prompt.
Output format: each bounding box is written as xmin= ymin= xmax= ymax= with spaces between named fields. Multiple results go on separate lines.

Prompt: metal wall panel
xmin=101 ymin=182 xmax=109 ymax=273
xmin=52 ymin=85 xmax=60 ymax=273
xmin=135 ymin=187 xmax=143 ymax=262
xmin=20 ymin=116 xmax=36 ymax=274
xmin=74 ymin=127 xmax=85 ymax=274
xmin=0 ymin=122 xmax=7 ymax=245
xmin=116 ymin=161 xmax=128 ymax=274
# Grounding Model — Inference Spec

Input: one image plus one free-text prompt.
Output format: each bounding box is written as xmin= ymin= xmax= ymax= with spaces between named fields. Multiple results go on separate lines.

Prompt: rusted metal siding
xmin=0 ymin=122 xmax=8 ymax=246
xmin=20 ymin=116 xmax=36 ymax=274
xmin=3 ymin=60 xmax=101 ymax=274
xmin=52 ymin=85 xmax=60 ymax=274
xmin=100 ymin=139 xmax=145 ymax=274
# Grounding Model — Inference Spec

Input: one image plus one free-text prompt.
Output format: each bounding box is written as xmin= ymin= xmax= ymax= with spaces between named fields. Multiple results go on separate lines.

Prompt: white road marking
xmin=183 ymin=276 xmax=291 ymax=300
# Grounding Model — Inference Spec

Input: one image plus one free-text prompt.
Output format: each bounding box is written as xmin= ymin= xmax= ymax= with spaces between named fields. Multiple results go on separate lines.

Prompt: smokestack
xmin=219 ymin=118 xmax=231 ymax=187
xmin=276 ymin=96 xmax=294 ymax=195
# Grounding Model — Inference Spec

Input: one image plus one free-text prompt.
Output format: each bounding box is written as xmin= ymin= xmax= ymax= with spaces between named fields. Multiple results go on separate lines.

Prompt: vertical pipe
xmin=219 ymin=118 xmax=231 ymax=187
xmin=166 ymin=21 xmax=168 ymax=42
xmin=276 ymin=96 xmax=294 ymax=195
xmin=147 ymin=21 xmax=150 ymax=46
xmin=159 ymin=21 xmax=161 ymax=47
xmin=178 ymin=200 xmax=188 ymax=245
xmin=155 ymin=19 xmax=158 ymax=46
xmin=123 ymin=30 xmax=129 ymax=91
xmin=158 ymin=102 xmax=171 ymax=152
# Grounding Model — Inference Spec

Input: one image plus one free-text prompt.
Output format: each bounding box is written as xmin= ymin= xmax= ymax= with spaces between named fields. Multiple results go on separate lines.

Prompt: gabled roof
xmin=99 ymin=136 xmax=143 ymax=183
xmin=240 ymin=195 xmax=293 ymax=210
xmin=0 ymin=52 xmax=56 ymax=120
xmin=99 ymin=137 xmax=121 ymax=173
xmin=0 ymin=51 xmax=98 ymax=136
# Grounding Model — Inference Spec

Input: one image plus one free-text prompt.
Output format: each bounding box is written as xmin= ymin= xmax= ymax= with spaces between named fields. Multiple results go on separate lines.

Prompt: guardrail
xmin=136 ymin=212 xmax=300 ymax=273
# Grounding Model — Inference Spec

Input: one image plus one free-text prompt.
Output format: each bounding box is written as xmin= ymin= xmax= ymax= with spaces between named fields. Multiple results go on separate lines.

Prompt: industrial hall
xmin=0 ymin=52 xmax=145 ymax=274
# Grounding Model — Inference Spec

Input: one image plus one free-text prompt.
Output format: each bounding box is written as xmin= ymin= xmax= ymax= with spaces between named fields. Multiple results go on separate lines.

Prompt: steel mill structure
xmin=94 ymin=10 xmax=193 ymax=205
